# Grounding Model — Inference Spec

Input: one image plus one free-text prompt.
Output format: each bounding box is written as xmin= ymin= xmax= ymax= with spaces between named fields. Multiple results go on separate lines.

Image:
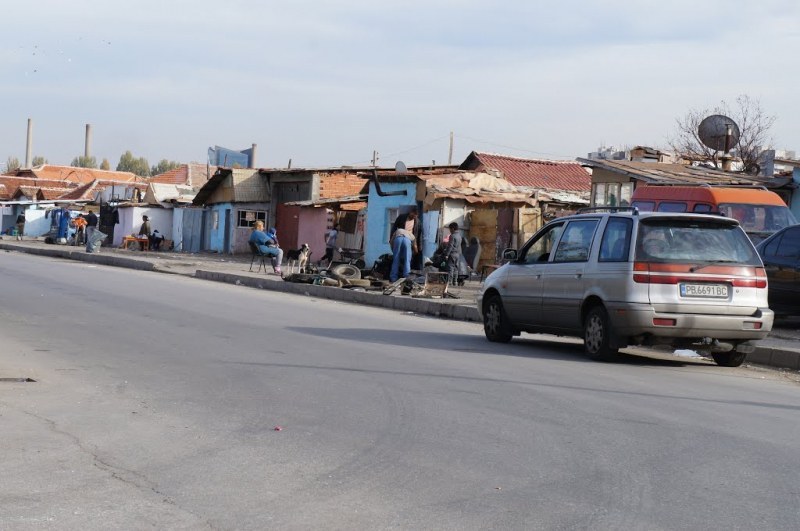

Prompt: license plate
xmin=680 ymin=283 xmax=728 ymax=298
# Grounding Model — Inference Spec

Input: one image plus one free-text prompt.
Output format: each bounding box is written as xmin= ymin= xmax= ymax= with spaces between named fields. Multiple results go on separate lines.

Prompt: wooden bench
xmin=121 ymin=236 xmax=149 ymax=251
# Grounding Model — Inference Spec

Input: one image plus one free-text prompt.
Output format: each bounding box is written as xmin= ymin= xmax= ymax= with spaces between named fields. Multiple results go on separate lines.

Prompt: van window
xmin=631 ymin=201 xmax=654 ymax=212
xmin=693 ymin=203 xmax=714 ymax=213
xmin=599 ymin=218 xmax=632 ymax=262
xmin=719 ymin=203 xmax=797 ymax=233
xmin=553 ymin=220 xmax=598 ymax=262
xmin=657 ymin=202 xmax=687 ymax=213
xmin=635 ymin=219 xmax=760 ymax=265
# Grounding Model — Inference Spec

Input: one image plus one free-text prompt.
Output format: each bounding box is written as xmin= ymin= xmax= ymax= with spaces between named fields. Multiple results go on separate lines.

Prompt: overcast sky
xmin=2 ymin=0 xmax=798 ymax=170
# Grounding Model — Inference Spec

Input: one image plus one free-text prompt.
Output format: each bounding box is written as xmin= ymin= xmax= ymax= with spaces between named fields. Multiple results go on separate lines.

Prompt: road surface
xmin=1 ymin=252 xmax=799 ymax=530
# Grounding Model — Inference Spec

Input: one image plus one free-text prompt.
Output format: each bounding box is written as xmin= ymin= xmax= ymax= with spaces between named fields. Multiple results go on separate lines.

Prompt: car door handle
xmin=574 ymin=273 xmax=582 ymax=279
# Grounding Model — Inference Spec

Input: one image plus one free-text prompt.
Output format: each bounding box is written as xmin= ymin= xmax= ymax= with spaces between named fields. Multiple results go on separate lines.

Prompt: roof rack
xmin=578 ymin=206 xmax=639 ymax=215
xmin=638 ymin=183 xmax=769 ymax=191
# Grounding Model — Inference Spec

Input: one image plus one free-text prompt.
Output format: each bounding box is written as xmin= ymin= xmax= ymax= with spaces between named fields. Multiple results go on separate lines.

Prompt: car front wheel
xmin=483 ymin=294 xmax=513 ymax=343
xmin=584 ymin=306 xmax=618 ymax=361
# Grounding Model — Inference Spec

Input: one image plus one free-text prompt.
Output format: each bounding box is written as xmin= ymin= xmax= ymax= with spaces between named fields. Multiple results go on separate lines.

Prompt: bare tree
xmin=71 ymin=155 xmax=98 ymax=168
xmin=32 ymin=155 xmax=48 ymax=166
xmin=5 ymin=156 xmax=20 ymax=172
xmin=669 ymin=95 xmax=776 ymax=171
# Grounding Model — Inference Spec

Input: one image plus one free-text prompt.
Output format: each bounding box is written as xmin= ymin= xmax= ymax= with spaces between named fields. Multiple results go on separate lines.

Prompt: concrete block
xmin=769 ymin=350 xmax=800 ymax=370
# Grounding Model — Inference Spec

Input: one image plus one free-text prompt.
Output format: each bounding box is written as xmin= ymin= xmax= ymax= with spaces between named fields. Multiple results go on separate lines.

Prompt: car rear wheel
xmin=483 ymin=294 xmax=513 ymax=343
xmin=711 ymin=351 xmax=747 ymax=367
xmin=584 ymin=306 xmax=618 ymax=361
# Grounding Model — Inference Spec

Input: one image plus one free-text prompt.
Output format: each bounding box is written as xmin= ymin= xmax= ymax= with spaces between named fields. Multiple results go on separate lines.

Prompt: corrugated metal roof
xmin=577 ymin=159 xmax=781 ymax=186
xmin=461 ymin=152 xmax=591 ymax=191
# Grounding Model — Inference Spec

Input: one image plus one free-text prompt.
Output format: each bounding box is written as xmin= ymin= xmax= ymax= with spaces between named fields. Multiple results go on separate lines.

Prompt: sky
xmin=2 ymin=0 xmax=799 ymax=171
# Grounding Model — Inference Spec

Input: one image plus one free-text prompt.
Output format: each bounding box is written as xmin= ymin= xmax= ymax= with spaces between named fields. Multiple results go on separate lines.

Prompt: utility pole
xmin=372 ymin=150 xmax=379 ymax=167
xmin=448 ymin=131 xmax=454 ymax=165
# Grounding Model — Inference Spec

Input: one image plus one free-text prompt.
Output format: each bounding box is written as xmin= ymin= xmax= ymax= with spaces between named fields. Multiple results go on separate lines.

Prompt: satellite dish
xmin=698 ymin=114 xmax=740 ymax=152
xmin=395 ymin=161 xmax=408 ymax=174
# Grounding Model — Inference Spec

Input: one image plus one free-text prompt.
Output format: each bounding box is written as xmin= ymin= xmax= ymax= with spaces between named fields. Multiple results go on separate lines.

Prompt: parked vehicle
xmin=630 ymin=185 xmax=796 ymax=244
xmin=755 ymin=224 xmax=800 ymax=317
xmin=478 ymin=208 xmax=773 ymax=367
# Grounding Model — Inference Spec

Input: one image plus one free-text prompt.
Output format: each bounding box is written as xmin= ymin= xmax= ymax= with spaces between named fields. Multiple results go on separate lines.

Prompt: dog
xmin=286 ymin=243 xmax=312 ymax=273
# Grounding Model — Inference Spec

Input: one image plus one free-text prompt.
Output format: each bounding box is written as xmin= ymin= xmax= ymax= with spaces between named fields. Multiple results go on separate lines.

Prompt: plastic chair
xmin=249 ymin=242 xmax=268 ymax=273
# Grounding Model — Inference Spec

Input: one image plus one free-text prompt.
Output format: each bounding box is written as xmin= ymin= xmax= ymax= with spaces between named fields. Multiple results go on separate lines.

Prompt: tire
xmin=330 ymin=263 xmax=361 ymax=280
xmin=711 ymin=351 xmax=747 ymax=367
xmin=584 ymin=306 xmax=618 ymax=361
xmin=483 ymin=294 xmax=513 ymax=343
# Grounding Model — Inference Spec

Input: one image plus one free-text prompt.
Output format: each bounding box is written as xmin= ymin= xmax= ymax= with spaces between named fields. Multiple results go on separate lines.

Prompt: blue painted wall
xmin=365 ymin=182 xmax=417 ymax=265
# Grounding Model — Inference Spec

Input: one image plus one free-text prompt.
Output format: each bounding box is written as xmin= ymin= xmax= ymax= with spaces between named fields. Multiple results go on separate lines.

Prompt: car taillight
xmin=633 ymin=262 xmax=766 ymax=287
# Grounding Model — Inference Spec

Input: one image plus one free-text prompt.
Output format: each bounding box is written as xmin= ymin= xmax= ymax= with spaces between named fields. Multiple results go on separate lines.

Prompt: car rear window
xmin=635 ymin=219 xmax=761 ymax=265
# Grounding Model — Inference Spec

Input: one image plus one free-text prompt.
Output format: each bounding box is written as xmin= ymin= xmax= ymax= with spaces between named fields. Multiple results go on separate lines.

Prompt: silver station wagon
xmin=477 ymin=208 xmax=774 ymax=367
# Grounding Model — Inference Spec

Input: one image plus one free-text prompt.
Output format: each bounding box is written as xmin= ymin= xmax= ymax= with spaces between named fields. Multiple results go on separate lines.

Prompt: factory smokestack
xmin=85 ymin=124 xmax=92 ymax=158
xmin=25 ymin=118 xmax=33 ymax=169
xmin=250 ymin=143 xmax=257 ymax=169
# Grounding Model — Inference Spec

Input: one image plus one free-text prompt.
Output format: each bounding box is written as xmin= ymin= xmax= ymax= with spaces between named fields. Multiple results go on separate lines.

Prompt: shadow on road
xmin=286 ymin=326 xmax=707 ymax=367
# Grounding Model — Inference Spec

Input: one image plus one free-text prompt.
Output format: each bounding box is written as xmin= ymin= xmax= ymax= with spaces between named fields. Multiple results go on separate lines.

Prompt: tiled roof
xmin=0 ymin=176 xmax=80 ymax=200
xmin=38 ymin=187 xmax=75 ymax=200
xmin=460 ymin=152 xmax=591 ymax=192
xmin=13 ymin=186 xmax=40 ymax=199
xmin=13 ymin=164 xmax=143 ymax=184
xmin=151 ymin=163 xmax=217 ymax=190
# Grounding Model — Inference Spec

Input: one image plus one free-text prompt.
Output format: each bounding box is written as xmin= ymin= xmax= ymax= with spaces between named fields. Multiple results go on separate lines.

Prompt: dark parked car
xmin=755 ymin=224 xmax=800 ymax=316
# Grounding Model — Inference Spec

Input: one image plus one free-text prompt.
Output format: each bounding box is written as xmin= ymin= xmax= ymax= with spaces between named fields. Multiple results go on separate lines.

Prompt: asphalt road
xmin=2 ymin=251 xmax=800 ymax=530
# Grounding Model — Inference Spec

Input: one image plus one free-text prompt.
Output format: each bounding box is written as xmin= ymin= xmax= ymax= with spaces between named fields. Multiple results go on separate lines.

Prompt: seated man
xmin=248 ymin=221 xmax=283 ymax=275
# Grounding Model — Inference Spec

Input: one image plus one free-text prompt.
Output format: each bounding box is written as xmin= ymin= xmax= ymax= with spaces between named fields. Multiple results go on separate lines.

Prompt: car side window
xmin=762 ymin=234 xmax=782 ymax=258
xmin=631 ymin=201 xmax=654 ymax=212
xmin=520 ymin=223 xmax=564 ymax=264
xmin=553 ymin=220 xmax=599 ymax=263
xmin=776 ymin=228 xmax=800 ymax=258
xmin=598 ymin=217 xmax=633 ymax=262
xmin=693 ymin=203 xmax=714 ymax=213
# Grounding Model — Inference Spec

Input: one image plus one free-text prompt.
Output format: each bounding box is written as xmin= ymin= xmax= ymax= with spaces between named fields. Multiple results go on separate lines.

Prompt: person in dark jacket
xmin=15 ymin=212 xmax=25 ymax=240
xmin=389 ymin=207 xmax=421 ymax=282
xmin=84 ymin=210 xmax=99 ymax=252
xmin=443 ymin=222 xmax=463 ymax=285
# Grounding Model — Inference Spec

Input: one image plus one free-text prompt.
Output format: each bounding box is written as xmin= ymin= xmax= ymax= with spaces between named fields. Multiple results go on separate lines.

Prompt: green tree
xmin=116 ymin=151 xmax=151 ymax=177
xmin=100 ymin=158 xmax=111 ymax=170
xmin=151 ymin=159 xmax=182 ymax=176
xmin=5 ymin=156 xmax=20 ymax=172
xmin=31 ymin=155 xmax=48 ymax=166
xmin=70 ymin=155 xmax=98 ymax=168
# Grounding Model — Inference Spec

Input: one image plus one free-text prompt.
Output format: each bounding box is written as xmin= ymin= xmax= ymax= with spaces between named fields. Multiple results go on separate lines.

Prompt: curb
xmin=747 ymin=346 xmax=800 ymax=371
xmin=194 ymin=270 xmax=483 ymax=323
xmin=0 ymin=242 xmax=156 ymax=272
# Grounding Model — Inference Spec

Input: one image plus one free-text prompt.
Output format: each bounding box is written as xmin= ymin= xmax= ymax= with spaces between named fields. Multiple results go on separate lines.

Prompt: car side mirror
xmin=502 ymin=248 xmax=518 ymax=261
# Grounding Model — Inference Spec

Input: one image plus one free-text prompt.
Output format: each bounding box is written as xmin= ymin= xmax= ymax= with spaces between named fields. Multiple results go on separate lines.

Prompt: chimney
xmin=25 ymin=118 xmax=33 ymax=168
xmin=250 ymin=143 xmax=257 ymax=169
xmin=85 ymin=124 xmax=92 ymax=158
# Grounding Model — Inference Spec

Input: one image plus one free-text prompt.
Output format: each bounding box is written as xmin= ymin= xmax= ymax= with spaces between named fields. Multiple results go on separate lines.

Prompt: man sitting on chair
xmin=248 ymin=220 xmax=283 ymax=275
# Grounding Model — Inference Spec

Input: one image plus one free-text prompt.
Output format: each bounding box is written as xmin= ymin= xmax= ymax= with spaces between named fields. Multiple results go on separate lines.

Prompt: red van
xmin=630 ymin=185 xmax=797 ymax=243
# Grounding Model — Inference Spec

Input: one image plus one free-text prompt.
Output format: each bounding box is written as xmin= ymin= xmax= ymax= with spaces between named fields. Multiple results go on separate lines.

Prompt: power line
xmin=347 ymin=134 xmax=450 ymax=166
xmin=456 ymin=134 xmax=576 ymax=160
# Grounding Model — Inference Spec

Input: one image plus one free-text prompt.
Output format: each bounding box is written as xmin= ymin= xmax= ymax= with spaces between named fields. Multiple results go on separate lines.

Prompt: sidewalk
xmin=2 ymin=237 xmax=799 ymax=372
